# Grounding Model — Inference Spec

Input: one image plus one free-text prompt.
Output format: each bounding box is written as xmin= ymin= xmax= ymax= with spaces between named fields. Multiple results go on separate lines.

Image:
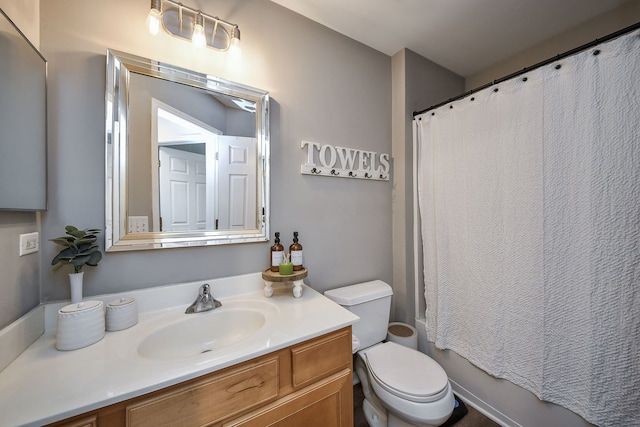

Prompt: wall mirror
xmin=0 ymin=8 xmax=47 ymax=211
xmin=105 ymin=49 xmax=269 ymax=251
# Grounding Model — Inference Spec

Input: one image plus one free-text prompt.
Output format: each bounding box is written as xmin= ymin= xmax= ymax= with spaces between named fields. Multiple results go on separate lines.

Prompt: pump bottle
xmin=270 ymin=232 xmax=284 ymax=272
xmin=290 ymin=231 xmax=303 ymax=271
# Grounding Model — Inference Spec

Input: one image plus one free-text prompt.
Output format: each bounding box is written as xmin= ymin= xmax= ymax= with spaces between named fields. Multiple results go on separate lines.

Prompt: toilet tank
xmin=324 ymin=280 xmax=392 ymax=350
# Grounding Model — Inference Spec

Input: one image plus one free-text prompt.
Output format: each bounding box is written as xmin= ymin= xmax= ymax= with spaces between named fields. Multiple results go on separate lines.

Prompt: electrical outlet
xmin=19 ymin=232 xmax=39 ymax=256
xmin=128 ymin=216 xmax=149 ymax=233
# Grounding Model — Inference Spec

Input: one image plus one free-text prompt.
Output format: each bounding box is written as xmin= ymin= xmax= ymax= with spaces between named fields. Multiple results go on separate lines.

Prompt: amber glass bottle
xmin=270 ymin=232 xmax=284 ymax=272
xmin=290 ymin=231 xmax=303 ymax=271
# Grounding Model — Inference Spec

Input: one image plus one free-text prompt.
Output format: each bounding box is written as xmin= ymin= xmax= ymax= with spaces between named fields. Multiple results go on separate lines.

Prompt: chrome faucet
xmin=185 ymin=284 xmax=222 ymax=314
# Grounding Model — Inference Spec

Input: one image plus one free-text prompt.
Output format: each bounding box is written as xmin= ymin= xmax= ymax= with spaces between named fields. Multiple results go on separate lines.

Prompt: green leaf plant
xmin=50 ymin=225 xmax=103 ymax=274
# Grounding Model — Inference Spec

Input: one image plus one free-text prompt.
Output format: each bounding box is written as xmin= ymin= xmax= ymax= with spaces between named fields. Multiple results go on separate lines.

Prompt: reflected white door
xmin=159 ymin=147 xmax=208 ymax=231
xmin=217 ymin=136 xmax=257 ymax=230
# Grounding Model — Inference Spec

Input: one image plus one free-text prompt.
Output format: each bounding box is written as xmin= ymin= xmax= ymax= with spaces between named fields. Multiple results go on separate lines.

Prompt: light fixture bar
xmin=148 ymin=0 xmax=241 ymax=53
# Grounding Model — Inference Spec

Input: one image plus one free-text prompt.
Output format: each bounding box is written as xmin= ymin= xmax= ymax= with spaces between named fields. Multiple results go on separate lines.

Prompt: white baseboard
xmin=448 ymin=378 xmax=522 ymax=427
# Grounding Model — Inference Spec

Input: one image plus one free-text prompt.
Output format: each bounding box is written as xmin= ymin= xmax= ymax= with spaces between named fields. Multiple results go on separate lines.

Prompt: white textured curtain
xmin=416 ymin=29 xmax=640 ymax=427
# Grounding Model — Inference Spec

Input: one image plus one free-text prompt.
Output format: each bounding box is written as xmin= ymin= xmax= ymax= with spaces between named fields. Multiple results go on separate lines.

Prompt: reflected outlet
xmin=19 ymin=232 xmax=39 ymax=256
xmin=128 ymin=216 xmax=149 ymax=233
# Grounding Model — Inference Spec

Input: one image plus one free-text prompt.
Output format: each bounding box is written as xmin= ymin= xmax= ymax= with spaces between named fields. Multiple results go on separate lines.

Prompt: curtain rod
xmin=413 ymin=21 xmax=640 ymax=117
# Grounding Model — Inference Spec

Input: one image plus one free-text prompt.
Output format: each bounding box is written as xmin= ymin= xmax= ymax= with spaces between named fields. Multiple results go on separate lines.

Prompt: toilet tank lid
xmin=324 ymin=280 xmax=392 ymax=306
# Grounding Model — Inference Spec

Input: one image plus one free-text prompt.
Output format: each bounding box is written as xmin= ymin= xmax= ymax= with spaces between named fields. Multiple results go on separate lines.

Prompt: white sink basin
xmin=137 ymin=300 xmax=278 ymax=360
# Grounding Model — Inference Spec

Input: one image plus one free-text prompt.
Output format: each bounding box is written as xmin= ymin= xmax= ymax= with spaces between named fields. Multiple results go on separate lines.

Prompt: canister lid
xmin=59 ymin=300 xmax=103 ymax=314
xmin=108 ymin=297 xmax=135 ymax=307
xmin=324 ymin=280 xmax=392 ymax=306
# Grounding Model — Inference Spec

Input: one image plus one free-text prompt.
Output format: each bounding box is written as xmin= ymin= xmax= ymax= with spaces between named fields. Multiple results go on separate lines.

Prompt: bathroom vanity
xmin=47 ymin=328 xmax=353 ymax=427
xmin=0 ymin=273 xmax=358 ymax=427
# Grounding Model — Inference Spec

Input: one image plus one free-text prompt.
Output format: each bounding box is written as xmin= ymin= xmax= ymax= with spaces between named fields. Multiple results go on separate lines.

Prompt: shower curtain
xmin=416 ymin=29 xmax=639 ymax=427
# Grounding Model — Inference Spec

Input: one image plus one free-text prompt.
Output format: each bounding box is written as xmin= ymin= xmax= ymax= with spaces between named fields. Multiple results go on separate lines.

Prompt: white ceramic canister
xmin=56 ymin=300 xmax=105 ymax=351
xmin=105 ymin=297 xmax=138 ymax=332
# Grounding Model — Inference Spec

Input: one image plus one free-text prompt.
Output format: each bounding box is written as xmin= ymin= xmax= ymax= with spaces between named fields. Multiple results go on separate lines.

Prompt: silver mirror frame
xmin=105 ymin=49 xmax=269 ymax=251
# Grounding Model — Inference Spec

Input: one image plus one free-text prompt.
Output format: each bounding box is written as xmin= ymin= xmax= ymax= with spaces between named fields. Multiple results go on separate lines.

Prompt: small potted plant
xmin=50 ymin=225 xmax=103 ymax=303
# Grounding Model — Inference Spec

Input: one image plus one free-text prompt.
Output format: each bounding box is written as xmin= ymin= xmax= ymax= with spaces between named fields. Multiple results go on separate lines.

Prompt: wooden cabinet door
xmin=290 ymin=327 xmax=352 ymax=389
xmin=224 ymin=369 xmax=353 ymax=427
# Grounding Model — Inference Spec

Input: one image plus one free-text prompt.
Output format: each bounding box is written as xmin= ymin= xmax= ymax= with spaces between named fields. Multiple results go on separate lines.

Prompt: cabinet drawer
xmin=126 ymin=357 xmax=279 ymax=427
xmin=53 ymin=415 xmax=97 ymax=427
xmin=290 ymin=328 xmax=351 ymax=389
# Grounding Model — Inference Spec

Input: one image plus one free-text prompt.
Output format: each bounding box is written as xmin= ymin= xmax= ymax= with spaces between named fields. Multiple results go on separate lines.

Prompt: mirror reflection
xmin=105 ymin=49 xmax=269 ymax=251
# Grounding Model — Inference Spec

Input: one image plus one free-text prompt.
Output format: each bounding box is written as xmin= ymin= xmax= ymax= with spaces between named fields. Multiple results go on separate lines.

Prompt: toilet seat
xmin=365 ymin=341 xmax=449 ymax=403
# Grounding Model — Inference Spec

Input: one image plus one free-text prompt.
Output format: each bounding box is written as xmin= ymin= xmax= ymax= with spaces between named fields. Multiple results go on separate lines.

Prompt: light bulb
xmin=147 ymin=1 xmax=162 ymax=35
xmin=229 ymin=27 xmax=241 ymax=58
xmin=192 ymin=14 xmax=206 ymax=48
xmin=229 ymin=38 xmax=241 ymax=58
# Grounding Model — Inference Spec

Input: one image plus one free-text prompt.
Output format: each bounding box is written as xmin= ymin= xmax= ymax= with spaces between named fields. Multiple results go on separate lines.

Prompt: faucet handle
xmin=201 ymin=284 xmax=222 ymax=308
xmin=200 ymin=284 xmax=211 ymax=296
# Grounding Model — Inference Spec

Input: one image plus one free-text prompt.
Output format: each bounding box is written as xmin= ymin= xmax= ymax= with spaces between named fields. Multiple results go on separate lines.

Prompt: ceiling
xmin=269 ymin=0 xmax=631 ymax=77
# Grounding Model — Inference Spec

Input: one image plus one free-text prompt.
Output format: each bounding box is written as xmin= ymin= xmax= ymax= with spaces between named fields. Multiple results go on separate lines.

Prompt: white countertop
xmin=0 ymin=273 xmax=358 ymax=427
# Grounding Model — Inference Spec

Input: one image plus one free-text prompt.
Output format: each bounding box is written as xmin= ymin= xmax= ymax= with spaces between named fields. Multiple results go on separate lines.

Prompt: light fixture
xmin=147 ymin=0 xmax=241 ymax=54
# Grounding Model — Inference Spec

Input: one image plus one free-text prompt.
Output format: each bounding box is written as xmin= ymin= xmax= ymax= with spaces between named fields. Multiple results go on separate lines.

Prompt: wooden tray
xmin=261 ymin=268 xmax=308 ymax=282
xmin=261 ymin=268 xmax=308 ymax=298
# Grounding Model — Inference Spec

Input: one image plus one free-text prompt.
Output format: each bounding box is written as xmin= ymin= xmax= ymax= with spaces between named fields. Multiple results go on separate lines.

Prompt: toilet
xmin=325 ymin=281 xmax=454 ymax=427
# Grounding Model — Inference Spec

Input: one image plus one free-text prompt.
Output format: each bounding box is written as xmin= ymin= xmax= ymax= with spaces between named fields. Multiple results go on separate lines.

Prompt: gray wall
xmin=390 ymin=49 xmax=464 ymax=324
xmin=466 ymin=0 xmax=640 ymax=90
xmin=0 ymin=213 xmax=40 ymax=329
xmin=37 ymin=0 xmax=392 ymax=302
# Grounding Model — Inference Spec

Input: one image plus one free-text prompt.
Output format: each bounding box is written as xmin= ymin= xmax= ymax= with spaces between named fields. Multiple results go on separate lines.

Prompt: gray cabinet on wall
xmin=0 ymin=8 xmax=47 ymax=211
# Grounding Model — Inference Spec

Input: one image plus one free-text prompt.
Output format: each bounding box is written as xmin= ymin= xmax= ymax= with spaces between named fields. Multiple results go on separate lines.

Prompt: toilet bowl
xmin=359 ymin=342 xmax=454 ymax=426
xmin=324 ymin=281 xmax=454 ymax=427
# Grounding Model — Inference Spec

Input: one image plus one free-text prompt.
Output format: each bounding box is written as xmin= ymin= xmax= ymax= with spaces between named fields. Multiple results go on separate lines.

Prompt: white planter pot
xmin=69 ymin=272 xmax=84 ymax=304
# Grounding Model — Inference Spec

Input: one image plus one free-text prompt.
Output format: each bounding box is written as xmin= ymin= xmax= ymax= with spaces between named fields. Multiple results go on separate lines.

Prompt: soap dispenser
xmin=290 ymin=231 xmax=303 ymax=271
xmin=270 ymin=232 xmax=284 ymax=272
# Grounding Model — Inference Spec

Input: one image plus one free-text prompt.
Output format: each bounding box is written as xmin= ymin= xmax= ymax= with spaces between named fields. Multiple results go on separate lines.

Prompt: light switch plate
xmin=19 ymin=232 xmax=39 ymax=256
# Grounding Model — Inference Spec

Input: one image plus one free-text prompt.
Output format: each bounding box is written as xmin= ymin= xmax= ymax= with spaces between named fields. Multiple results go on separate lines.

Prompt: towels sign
xmin=300 ymin=141 xmax=390 ymax=181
